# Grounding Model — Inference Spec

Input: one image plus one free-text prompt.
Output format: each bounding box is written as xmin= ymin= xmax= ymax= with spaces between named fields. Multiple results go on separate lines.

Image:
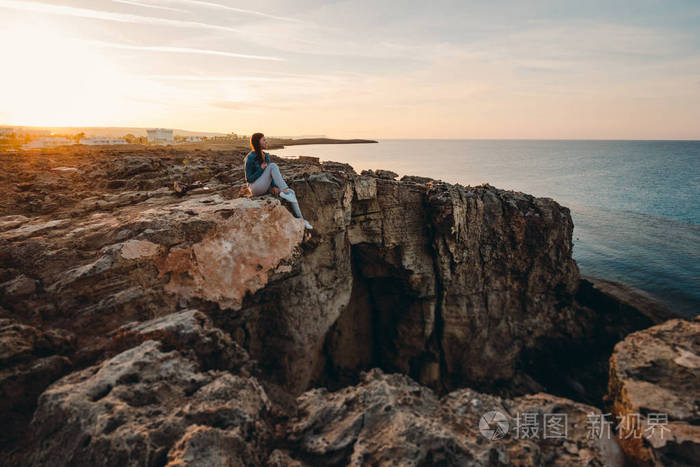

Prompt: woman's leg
xmin=268 ymin=163 xmax=303 ymax=217
xmin=289 ymin=193 xmax=312 ymax=228
xmin=289 ymin=197 xmax=303 ymax=218
xmin=249 ymin=164 xmax=307 ymax=222
xmin=249 ymin=163 xmax=290 ymax=196
xmin=267 ymin=163 xmax=289 ymax=191
xmin=248 ymin=166 xmax=273 ymax=196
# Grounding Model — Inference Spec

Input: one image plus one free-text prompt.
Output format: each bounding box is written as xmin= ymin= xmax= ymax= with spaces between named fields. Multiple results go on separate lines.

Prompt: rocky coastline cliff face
xmin=1 ymin=146 xmax=697 ymax=466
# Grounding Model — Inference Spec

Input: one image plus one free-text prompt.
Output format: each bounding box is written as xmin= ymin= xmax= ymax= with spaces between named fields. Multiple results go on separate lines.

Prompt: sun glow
xmin=0 ymin=21 xmax=141 ymax=126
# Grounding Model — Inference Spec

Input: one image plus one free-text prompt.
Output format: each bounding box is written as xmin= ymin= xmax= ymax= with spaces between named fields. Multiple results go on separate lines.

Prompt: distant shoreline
xmin=268 ymin=137 xmax=378 ymax=149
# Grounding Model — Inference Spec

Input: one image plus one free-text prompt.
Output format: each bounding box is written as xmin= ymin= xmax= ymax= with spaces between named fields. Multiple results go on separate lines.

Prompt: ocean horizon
xmin=276 ymin=139 xmax=700 ymax=317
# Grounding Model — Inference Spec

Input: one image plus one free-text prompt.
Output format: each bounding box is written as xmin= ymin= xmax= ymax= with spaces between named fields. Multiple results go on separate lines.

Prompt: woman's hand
xmin=271 ymin=187 xmax=280 ymax=196
xmin=261 ymin=162 xmax=268 ymax=169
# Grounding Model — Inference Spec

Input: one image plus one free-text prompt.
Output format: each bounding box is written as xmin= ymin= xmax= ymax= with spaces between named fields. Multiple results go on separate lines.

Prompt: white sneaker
xmin=279 ymin=189 xmax=297 ymax=203
xmin=303 ymin=219 xmax=313 ymax=230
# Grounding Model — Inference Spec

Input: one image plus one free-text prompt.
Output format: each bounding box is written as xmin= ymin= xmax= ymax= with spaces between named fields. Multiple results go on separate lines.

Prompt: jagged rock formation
xmin=27 ymin=340 xmax=271 ymax=466
xmin=608 ymin=317 xmax=700 ymax=466
xmin=1 ymin=149 xmax=585 ymax=397
xmin=112 ymin=309 xmax=252 ymax=375
xmin=284 ymin=368 xmax=624 ymax=466
xmin=231 ymin=162 xmax=585 ymax=395
xmin=0 ymin=147 xmax=696 ymax=465
xmin=0 ymin=318 xmax=75 ymax=449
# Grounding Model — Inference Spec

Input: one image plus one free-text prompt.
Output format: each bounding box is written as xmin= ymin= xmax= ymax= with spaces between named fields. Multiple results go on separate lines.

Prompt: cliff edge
xmin=0 ymin=147 xmax=696 ymax=465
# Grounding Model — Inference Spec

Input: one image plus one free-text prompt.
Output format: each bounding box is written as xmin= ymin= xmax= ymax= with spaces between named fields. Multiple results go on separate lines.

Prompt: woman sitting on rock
xmin=245 ymin=132 xmax=313 ymax=230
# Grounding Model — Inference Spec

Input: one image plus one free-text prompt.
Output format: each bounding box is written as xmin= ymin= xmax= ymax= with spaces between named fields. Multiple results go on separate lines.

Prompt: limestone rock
xmin=608 ymin=318 xmax=700 ymax=466
xmin=267 ymin=449 xmax=309 ymax=466
xmin=157 ymin=196 xmax=305 ymax=310
xmin=0 ymin=215 xmax=29 ymax=232
xmin=0 ymin=147 xmax=605 ymax=397
xmin=425 ymin=181 xmax=581 ymax=389
xmin=27 ymin=341 xmax=270 ymax=466
xmin=374 ymin=169 xmax=399 ymax=180
xmin=400 ymin=174 xmax=434 ymax=184
xmin=0 ymin=274 xmax=36 ymax=298
xmin=361 ymin=169 xmax=399 ymax=180
xmin=2 ymin=146 xmax=685 ymax=465
xmin=113 ymin=309 xmax=252 ymax=374
xmin=218 ymin=162 xmax=589 ymax=398
xmin=0 ymin=188 xmax=305 ymax=349
xmin=0 ymin=319 xmax=75 ymax=448
xmin=167 ymin=425 xmax=256 ymax=467
xmin=285 ymin=368 xmax=624 ymax=466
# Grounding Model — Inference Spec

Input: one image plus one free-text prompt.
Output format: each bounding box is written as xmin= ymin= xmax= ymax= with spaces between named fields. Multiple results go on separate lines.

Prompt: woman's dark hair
xmin=250 ymin=132 xmax=265 ymax=164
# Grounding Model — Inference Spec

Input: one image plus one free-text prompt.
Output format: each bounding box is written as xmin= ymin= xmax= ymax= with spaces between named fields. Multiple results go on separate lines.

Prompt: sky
xmin=0 ymin=0 xmax=699 ymax=139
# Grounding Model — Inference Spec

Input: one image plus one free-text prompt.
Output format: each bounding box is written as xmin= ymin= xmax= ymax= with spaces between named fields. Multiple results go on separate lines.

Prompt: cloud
xmin=146 ymin=72 xmax=354 ymax=83
xmin=210 ymin=101 xmax=292 ymax=111
xmin=88 ymin=40 xmax=284 ymax=61
xmin=148 ymin=75 xmax=281 ymax=82
xmin=110 ymin=0 xmax=188 ymax=14
xmin=0 ymin=0 xmax=240 ymax=32
xmin=148 ymin=0 xmax=303 ymax=23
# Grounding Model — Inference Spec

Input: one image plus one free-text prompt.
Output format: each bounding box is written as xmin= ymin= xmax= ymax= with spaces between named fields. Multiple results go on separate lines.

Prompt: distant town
xmin=0 ymin=126 xmax=377 ymax=151
xmin=0 ymin=127 xmax=244 ymax=150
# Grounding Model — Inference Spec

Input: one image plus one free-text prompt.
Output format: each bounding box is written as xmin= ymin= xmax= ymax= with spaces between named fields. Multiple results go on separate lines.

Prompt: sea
xmin=275 ymin=140 xmax=700 ymax=318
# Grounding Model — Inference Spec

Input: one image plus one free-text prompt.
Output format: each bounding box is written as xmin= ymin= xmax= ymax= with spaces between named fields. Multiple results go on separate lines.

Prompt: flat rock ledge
xmin=608 ymin=317 xmax=700 ymax=466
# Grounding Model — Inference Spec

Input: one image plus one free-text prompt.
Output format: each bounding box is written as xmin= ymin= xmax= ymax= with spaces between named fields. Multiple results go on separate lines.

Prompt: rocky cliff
xmin=0 ymin=146 xmax=696 ymax=465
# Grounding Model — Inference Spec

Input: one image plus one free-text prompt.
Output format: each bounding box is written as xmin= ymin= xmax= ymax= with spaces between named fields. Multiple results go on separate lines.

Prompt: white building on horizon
xmin=146 ymin=128 xmax=174 ymax=144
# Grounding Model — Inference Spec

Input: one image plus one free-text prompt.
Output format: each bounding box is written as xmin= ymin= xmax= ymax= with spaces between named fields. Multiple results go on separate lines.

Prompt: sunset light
xmin=0 ymin=2 xmax=698 ymax=465
xmin=2 ymin=0 xmax=698 ymax=138
xmin=0 ymin=22 xmax=134 ymax=126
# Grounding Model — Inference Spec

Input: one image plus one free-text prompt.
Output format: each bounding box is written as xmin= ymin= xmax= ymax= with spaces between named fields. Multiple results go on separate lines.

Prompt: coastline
xmin=133 ymin=137 xmax=378 ymax=153
xmin=0 ymin=145 xmax=696 ymax=465
xmin=266 ymin=137 xmax=378 ymax=149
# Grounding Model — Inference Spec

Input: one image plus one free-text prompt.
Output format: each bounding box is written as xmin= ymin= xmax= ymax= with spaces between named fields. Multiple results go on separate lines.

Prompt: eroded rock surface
xmin=231 ymin=165 xmax=587 ymax=396
xmin=2 ymin=146 xmax=695 ymax=465
xmin=112 ymin=309 xmax=252 ymax=375
xmin=1 ymin=188 xmax=305 ymax=347
xmin=284 ymin=368 xmax=624 ymax=466
xmin=608 ymin=318 xmax=700 ymax=466
xmin=156 ymin=196 xmax=305 ymax=310
xmin=27 ymin=340 xmax=270 ymax=467
xmin=0 ymin=318 xmax=75 ymax=449
xmin=0 ymin=147 xmax=614 ymax=398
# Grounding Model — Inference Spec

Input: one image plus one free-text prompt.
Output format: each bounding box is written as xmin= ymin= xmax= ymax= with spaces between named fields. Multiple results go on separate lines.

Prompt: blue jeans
xmin=248 ymin=163 xmax=303 ymax=218
xmin=248 ymin=162 xmax=287 ymax=195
